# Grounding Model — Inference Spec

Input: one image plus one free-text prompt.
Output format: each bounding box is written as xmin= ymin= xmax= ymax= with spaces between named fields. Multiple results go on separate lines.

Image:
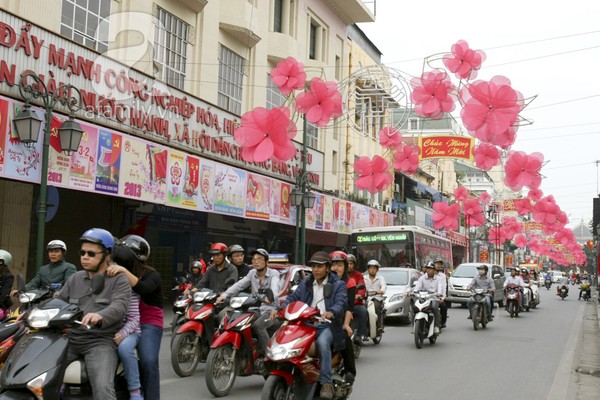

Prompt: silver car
xmin=447 ymin=263 xmax=505 ymax=306
xmin=377 ymin=267 xmax=422 ymax=322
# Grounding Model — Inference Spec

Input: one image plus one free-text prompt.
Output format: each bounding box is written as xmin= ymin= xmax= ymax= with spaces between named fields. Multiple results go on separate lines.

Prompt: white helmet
xmin=47 ymin=240 xmax=67 ymax=252
xmin=0 ymin=249 xmax=12 ymax=267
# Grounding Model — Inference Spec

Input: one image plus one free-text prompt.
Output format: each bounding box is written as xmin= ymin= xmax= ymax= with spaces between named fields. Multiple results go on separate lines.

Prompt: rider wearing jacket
xmin=504 ymin=267 xmax=526 ymax=308
xmin=413 ymin=262 xmax=443 ymax=334
xmin=466 ymin=265 xmax=494 ymax=319
xmin=346 ymin=254 xmax=368 ymax=342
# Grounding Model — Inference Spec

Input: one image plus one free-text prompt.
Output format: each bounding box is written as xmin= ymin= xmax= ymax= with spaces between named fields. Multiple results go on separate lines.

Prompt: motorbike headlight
xmin=27 ymin=371 xmax=47 ymax=400
xmin=27 ymin=308 xmax=60 ymax=328
xmin=193 ymin=291 xmax=209 ymax=302
xmin=229 ymin=297 xmax=245 ymax=309
xmin=266 ymin=338 xmax=303 ymax=361
xmin=174 ymin=299 xmax=189 ymax=308
xmin=19 ymin=292 xmax=37 ymax=304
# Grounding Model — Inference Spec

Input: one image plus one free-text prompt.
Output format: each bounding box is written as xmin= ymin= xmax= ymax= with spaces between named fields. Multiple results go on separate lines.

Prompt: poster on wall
xmin=245 ymin=173 xmax=271 ymax=220
xmin=69 ymin=122 xmax=98 ymax=191
xmin=46 ymin=113 xmax=77 ymax=189
xmin=323 ymin=196 xmax=333 ymax=231
xmin=95 ymin=129 xmax=121 ymax=194
xmin=167 ymin=150 xmax=185 ymax=206
xmin=198 ymin=159 xmax=215 ymax=211
xmin=118 ymin=137 xmax=167 ymax=203
xmin=213 ymin=164 xmax=246 ymax=216
xmin=181 ymin=154 xmax=200 ymax=208
xmin=314 ymin=194 xmax=324 ymax=230
xmin=0 ymin=98 xmax=9 ymax=175
xmin=353 ymin=204 xmax=369 ymax=229
xmin=269 ymin=180 xmax=282 ymax=222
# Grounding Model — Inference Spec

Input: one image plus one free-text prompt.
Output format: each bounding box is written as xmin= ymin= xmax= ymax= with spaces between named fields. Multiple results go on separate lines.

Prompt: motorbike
xmin=580 ymin=282 xmax=591 ymax=301
xmin=521 ymin=282 xmax=539 ymax=311
xmin=365 ymin=291 xmax=385 ymax=345
xmin=504 ymin=284 xmax=521 ymax=318
xmin=205 ymin=289 xmax=275 ymax=397
xmin=558 ymin=285 xmax=569 ymax=300
xmin=170 ymin=277 xmax=192 ymax=335
xmin=544 ymin=278 xmax=552 ymax=290
xmin=261 ymin=301 xmax=352 ymax=400
xmin=412 ymin=291 xmax=439 ymax=349
xmin=469 ymin=288 xmax=492 ymax=331
xmin=170 ymin=287 xmax=220 ymax=377
xmin=0 ymin=274 xmax=129 ymax=400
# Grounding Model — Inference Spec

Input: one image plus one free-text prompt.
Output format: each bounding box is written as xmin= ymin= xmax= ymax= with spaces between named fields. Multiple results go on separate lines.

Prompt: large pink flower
xmin=531 ymin=196 xmax=560 ymax=225
xmin=463 ymin=198 xmax=486 ymax=226
xmin=478 ymin=191 xmax=491 ymax=205
xmin=410 ymin=69 xmax=456 ymax=120
xmin=488 ymin=226 xmax=506 ymax=245
xmin=393 ymin=145 xmax=420 ymax=174
xmin=269 ymin=57 xmax=306 ymax=96
xmin=432 ymin=202 xmax=460 ymax=231
xmin=504 ymin=151 xmax=544 ymax=191
xmin=489 ymin=126 xmax=517 ymax=150
xmin=514 ymin=234 xmax=528 ymax=248
xmin=454 ymin=186 xmax=469 ymax=202
xmin=514 ymin=198 xmax=532 ymax=216
xmin=443 ymin=40 xmax=486 ymax=80
xmin=527 ymin=188 xmax=543 ymax=202
xmin=295 ymin=78 xmax=343 ymax=127
xmin=234 ymin=106 xmax=297 ymax=162
xmin=460 ymin=76 xmax=524 ymax=139
xmin=378 ymin=127 xmax=403 ymax=149
xmin=501 ymin=216 xmax=523 ymax=241
xmin=473 ymin=143 xmax=500 ymax=170
xmin=354 ymin=155 xmax=393 ymax=195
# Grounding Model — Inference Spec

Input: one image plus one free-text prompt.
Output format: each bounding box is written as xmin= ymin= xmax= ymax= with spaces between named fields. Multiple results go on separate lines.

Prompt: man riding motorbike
xmin=412 ymin=262 xmax=443 ymax=335
xmin=557 ymin=272 xmax=570 ymax=297
xmin=364 ymin=259 xmax=387 ymax=333
xmin=346 ymin=254 xmax=368 ymax=343
xmin=504 ymin=267 xmax=526 ymax=310
xmin=228 ymin=244 xmax=251 ymax=280
xmin=433 ymin=258 xmax=448 ymax=328
xmin=466 ymin=265 xmax=494 ymax=320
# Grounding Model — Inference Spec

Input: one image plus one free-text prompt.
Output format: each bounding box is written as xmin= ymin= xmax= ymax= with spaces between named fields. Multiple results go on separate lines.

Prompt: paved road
xmin=157 ymin=287 xmax=591 ymax=399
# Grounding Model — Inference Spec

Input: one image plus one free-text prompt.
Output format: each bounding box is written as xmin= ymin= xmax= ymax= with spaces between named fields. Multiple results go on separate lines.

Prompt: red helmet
xmin=209 ymin=242 xmax=228 ymax=254
xmin=329 ymin=251 xmax=348 ymax=264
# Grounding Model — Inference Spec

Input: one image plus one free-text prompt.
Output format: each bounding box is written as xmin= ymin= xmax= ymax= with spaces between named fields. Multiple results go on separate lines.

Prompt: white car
xmin=377 ymin=267 xmax=421 ymax=322
xmin=551 ymin=271 xmax=564 ymax=283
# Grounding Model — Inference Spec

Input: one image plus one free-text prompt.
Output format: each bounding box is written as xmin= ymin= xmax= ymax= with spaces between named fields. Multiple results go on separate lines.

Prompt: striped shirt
xmin=119 ymin=293 xmax=141 ymax=337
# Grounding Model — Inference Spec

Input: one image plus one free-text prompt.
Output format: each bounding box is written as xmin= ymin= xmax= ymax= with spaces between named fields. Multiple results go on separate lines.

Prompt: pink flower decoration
xmin=432 ymin=202 xmax=460 ymax=231
xmin=234 ymin=106 xmax=297 ymax=162
xmin=269 ymin=57 xmax=306 ymax=96
xmin=393 ymin=145 xmax=420 ymax=174
xmin=473 ymin=143 xmax=500 ymax=170
xmin=354 ymin=155 xmax=393 ymax=195
xmin=488 ymin=226 xmax=506 ymax=245
xmin=443 ymin=40 xmax=486 ymax=80
xmin=514 ymin=234 xmax=528 ymax=248
xmin=528 ymin=239 xmax=541 ymax=253
xmin=454 ymin=186 xmax=469 ymax=202
xmin=295 ymin=78 xmax=343 ymax=127
xmin=460 ymin=76 xmax=524 ymax=139
xmin=531 ymin=196 xmax=560 ymax=225
xmin=514 ymin=198 xmax=532 ymax=216
xmin=378 ymin=127 xmax=403 ymax=149
xmin=410 ymin=69 xmax=456 ymax=120
xmin=478 ymin=191 xmax=492 ymax=205
xmin=501 ymin=216 xmax=523 ymax=241
xmin=489 ymin=126 xmax=517 ymax=150
xmin=463 ymin=198 xmax=486 ymax=226
xmin=504 ymin=151 xmax=544 ymax=191
xmin=527 ymin=188 xmax=543 ymax=202
xmin=555 ymin=228 xmax=575 ymax=246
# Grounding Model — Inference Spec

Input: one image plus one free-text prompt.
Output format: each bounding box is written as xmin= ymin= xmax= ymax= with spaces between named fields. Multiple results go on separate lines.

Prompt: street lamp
xmin=291 ymin=174 xmax=316 ymax=265
xmin=12 ymin=72 xmax=84 ymax=270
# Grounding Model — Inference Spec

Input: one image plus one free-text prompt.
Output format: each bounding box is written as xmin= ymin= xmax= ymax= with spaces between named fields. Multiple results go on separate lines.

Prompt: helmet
xmin=521 ymin=268 xmax=528 ymax=274
xmin=329 ymin=251 xmax=347 ymax=263
xmin=434 ymin=258 xmax=444 ymax=264
xmin=0 ymin=250 xmax=12 ymax=267
xmin=119 ymin=235 xmax=150 ymax=262
xmin=209 ymin=242 xmax=228 ymax=255
xmin=228 ymin=244 xmax=244 ymax=255
xmin=251 ymin=248 xmax=269 ymax=263
xmin=367 ymin=259 xmax=380 ymax=269
xmin=425 ymin=261 xmax=435 ymax=269
xmin=346 ymin=254 xmax=357 ymax=263
xmin=192 ymin=261 xmax=202 ymax=270
xmin=80 ymin=228 xmax=114 ymax=251
xmin=477 ymin=265 xmax=489 ymax=272
xmin=307 ymin=251 xmax=331 ymax=265
xmin=47 ymin=240 xmax=67 ymax=252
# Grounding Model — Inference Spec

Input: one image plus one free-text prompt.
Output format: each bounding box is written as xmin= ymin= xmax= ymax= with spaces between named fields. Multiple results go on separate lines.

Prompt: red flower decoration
xmin=473 ymin=143 xmax=500 ymax=171
xmin=527 ymin=188 xmax=543 ymax=202
xmin=432 ymin=202 xmax=460 ymax=231
xmin=454 ymin=186 xmax=469 ymax=202
xmin=443 ymin=40 xmax=486 ymax=80
xmin=460 ymin=76 xmax=524 ymax=140
xmin=514 ymin=234 xmax=528 ymax=248
xmin=354 ymin=155 xmax=393 ymax=195
xmin=270 ymin=57 xmax=307 ymax=96
xmin=489 ymin=126 xmax=517 ymax=150
xmin=295 ymin=78 xmax=343 ymax=127
xmin=234 ymin=106 xmax=297 ymax=162
xmin=514 ymin=198 xmax=532 ymax=216
xmin=378 ymin=127 xmax=403 ymax=149
xmin=531 ymin=196 xmax=560 ymax=225
xmin=501 ymin=216 xmax=523 ymax=241
xmin=393 ymin=145 xmax=420 ymax=174
xmin=488 ymin=226 xmax=507 ymax=245
xmin=504 ymin=151 xmax=544 ymax=191
xmin=478 ymin=191 xmax=492 ymax=205
xmin=463 ymin=198 xmax=486 ymax=226
xmin=410 ymin=69 xmax=456 ymax=120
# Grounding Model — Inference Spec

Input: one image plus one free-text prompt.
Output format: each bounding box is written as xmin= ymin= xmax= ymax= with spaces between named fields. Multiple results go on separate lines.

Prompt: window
xmin=308 ymin=16 xmax=326 ymax=61
xmin=332 ymin=150 xmax=338 ymax=175
xmin=409 ymin=118 xmax=418 ymax=130
xmin=266 ymin=73 xmax=286 ymax=109
xmin=60 ymin=0 xmax=110 ymax=52
xmin=305 ymin=121 xmax=318 ymax=149
xmin=273 ymin=0 xmax=283 ymax=33
xmin=153 ymin=7 xmax=189 ymax=90
xmin=335 ymin=55 xmax=341 ymax=80
xmin=218 ymin=46 xmax=245 ymax=115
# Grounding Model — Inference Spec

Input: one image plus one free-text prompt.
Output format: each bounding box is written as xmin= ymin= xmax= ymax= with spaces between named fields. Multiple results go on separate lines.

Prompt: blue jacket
xmin=284 ymin=271 xmax=348 ymax=351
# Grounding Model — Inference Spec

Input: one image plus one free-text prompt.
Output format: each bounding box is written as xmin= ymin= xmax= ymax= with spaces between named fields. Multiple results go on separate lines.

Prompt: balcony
xmin=322 ymin=0 xmax=375 ymax=24
xmin=267 ymin=32 xmax=301 ymax=61
xmin=220 ymin=0 xmax=262 ymax=47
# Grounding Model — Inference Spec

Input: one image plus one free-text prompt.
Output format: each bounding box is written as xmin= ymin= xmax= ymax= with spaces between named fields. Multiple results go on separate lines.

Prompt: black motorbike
xmin=469 ymin=289 xmax=492 ymax=331
xmin=544 ymin=278 xmax=552 ymax=290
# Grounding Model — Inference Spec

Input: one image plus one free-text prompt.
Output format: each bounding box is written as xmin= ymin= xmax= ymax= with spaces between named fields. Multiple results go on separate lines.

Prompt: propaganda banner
xmin=245 ymin=173 xmax=271 ymax=220
xmin=69 ymin=122 xmax=98 ymax=191
xmin=95 ymin=129 xmax=121 ymax=194
xmin=419 ymin=135 xmax=474 ymax=161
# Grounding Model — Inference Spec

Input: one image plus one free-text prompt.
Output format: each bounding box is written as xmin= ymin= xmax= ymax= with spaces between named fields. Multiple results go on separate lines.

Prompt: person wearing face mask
xmin=466 ymin=265 xmax=495 ymax=320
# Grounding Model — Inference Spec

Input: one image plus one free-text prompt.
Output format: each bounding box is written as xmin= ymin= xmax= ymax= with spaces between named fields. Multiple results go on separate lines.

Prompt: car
xmin=447 ymin=263 xmax=505 ymax=307
xmin=377 ymin=267 xmax=422 ymax=322
xmin=551 ymin=270 xmax=564 ymax=283
xmin=268 ymin=263 xmax=312 ymax=304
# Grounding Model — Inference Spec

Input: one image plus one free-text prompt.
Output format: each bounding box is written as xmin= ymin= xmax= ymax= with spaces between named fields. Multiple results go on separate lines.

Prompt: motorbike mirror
xmin=411 ymin=281 xmax=417 ymax=287
xmin=91 ymin=273 xmax=105 ymax=295
xmin=17 ymin=274 xmax=26 ymax=292
xmin=323 ymin=283 xmax=333 ymax=298
xmin=493 ymin=274 xmax=501 ymax=279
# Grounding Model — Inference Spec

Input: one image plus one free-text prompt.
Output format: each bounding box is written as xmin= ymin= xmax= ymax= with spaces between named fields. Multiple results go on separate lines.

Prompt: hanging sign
xmin=419 ymin=135 xmax=474 ymax=161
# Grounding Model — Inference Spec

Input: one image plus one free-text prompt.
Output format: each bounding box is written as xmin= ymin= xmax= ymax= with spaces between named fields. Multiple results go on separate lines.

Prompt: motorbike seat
xmin=63 ymin=356 xmax=130 ymax=385
xmin=0 ymin=322 xmax=20 ymax=342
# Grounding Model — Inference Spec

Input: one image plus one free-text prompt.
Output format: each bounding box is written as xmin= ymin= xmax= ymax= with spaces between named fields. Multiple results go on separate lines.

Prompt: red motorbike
xmin=261 ymin=301 xmax=352 ymax=400
xmin=170 ymin=288 xmax=219 ymax=377
xmin=204 ymin=290 xmax=274 ymax=397
xmin=170 ymin=277 xmax=192 ymax=335
xmin=504 ymin=284 xmax=521 ymax=318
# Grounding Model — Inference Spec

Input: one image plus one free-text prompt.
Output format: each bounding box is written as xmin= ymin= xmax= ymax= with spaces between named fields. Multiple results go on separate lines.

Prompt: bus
xmin=349 ymin=225 xmax=453 ymax=272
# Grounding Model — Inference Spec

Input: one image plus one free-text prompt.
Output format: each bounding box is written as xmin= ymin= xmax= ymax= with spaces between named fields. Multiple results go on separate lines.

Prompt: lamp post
xmin=13 ymin=72 xmax=84 ymax=270
xmin=291 ymin=173 xmax=316 ymax=265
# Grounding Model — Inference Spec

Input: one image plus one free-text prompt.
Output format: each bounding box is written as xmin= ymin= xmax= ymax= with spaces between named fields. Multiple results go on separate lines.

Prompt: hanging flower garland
xmin=353 ymin=155 xmax=393 ymax=195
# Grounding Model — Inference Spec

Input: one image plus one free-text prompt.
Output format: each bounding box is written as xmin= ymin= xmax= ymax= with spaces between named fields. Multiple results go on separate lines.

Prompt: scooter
xmin=204 ymin=289 xmax=275 ymax=397
xmin=261 ymin=301 xmax=352 ymax=400
xmin=170 ymin=277 xmax=192 ymax=335
xmin=412 ymin=291 xmax=439 ymax=349
xmin=469 ymin=288 xmax=492 ymax=331
xmin=0 ymin=274 xmax=128 ymax=399
xmin=505 ymin=284 xmax=521 ymax=318
xmin=544 ymin=278 xmax=552 ymax=290
xmin=558 ymin=285 xmax=569 ymax=300
xmin=365 ymin=291 xmax=385 ymax=344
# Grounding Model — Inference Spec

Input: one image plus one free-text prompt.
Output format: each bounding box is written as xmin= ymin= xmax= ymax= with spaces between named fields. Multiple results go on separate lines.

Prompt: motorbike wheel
xmin=407 ymin=304 xmax=415 ymax=325
xmin=428 ymin=335 xmax=437 ymax=345
xmin=205 ymin=344 xmax=238 ymax=397
xmin=261 ymin=375 xmax=288 ymax=400
xmin=471 ymin=306 xmax=480 ymax=331
xmin=414 ymin=319 xmax=424 ymax=349
xmin=372 ymin=333 xmax=382 ymax=345
xmin=171 ymin=331 xmax=200 ymax=377
xmin=508 ymin=301 xmax=515 ymax=318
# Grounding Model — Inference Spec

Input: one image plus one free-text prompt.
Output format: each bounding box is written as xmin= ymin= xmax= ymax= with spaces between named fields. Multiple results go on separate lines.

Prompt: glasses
xmin=79 ymin=250 xmax=101 ymax=257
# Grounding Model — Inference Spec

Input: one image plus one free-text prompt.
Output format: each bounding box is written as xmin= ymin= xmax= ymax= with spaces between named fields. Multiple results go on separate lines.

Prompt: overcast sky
xmin=358 ymin=0 xmax=600 ymax=227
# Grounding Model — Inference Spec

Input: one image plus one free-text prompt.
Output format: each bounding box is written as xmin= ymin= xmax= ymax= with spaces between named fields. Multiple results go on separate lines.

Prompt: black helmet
xmin=119 ymin=235 xmax=150 ymax=262
xmin=112 ymin=241 xmax=137 ymax=270
xmin=425 ymin=262 xmax=435 ymax=269
xmin=346 ymin=254 xmax=357 ymax=263
xmin=251 ymin=248 xmax=269 ymax=263
xmin=228 ymin=244 xmax=245 ymax=255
